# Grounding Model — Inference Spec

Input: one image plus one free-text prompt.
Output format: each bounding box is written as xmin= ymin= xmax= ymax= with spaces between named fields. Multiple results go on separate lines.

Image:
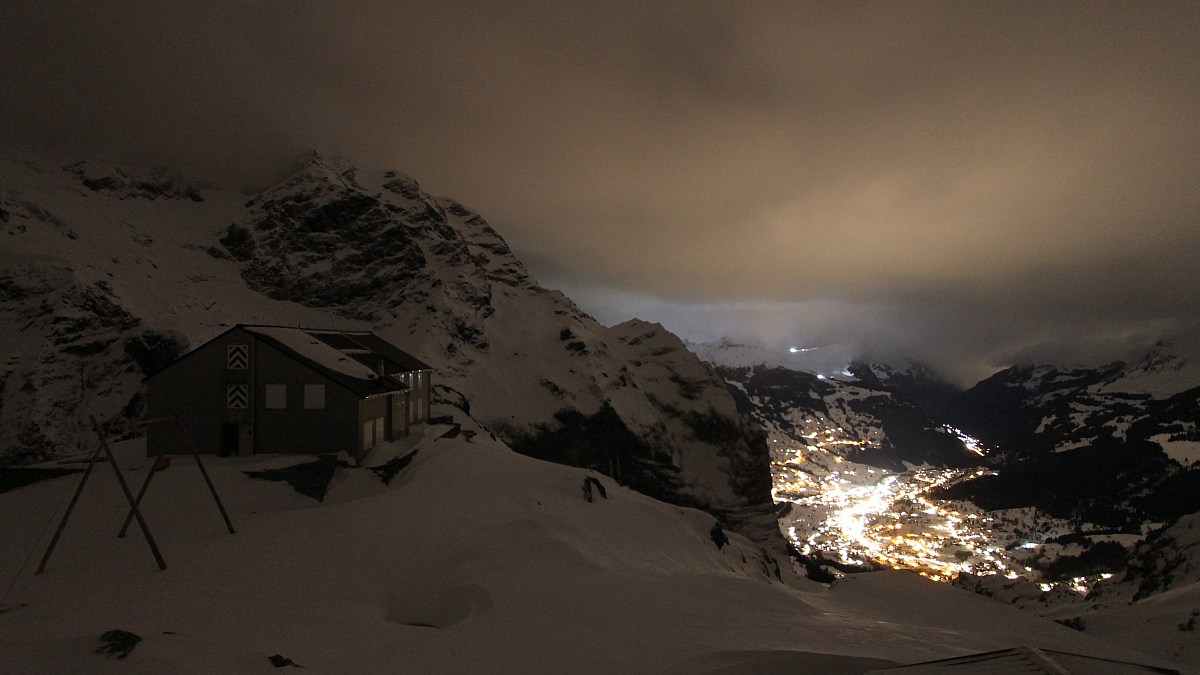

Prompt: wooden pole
xmin=118 ymin=456 xmax=168 ymax=538
xmin=35 ymin=439 xmax=103 ymax=575
xmin=95 ymin=423 xmax=166 ymax=571
xmin=174 ymin=414 xmax=236 ymax=534
xmin=122 ymin=415 xmax=236 ymax=536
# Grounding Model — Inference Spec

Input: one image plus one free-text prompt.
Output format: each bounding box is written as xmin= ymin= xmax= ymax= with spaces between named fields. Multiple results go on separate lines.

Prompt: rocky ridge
xmin=0 ymin=151 xmax=771 ymax=539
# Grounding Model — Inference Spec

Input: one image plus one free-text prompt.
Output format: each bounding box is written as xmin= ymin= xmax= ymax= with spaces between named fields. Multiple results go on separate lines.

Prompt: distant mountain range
xmin=716 ymin=363 xmax=981 ymax=471
xmin=939 ymin=345 xmax=1200 ymax=526
xmin=697 ymin=337 xmax=1200 ymax=532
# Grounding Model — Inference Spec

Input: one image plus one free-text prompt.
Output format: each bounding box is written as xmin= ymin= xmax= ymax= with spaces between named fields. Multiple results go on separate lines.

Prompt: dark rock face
xmin=0 ymin=263 xmax=147 ymax=465
xmin=498 ymin=399 xmax=773 ymax=514
xmin=225 ymin=159 xmax=509 ymax=357
xmin=500 ymin=403 xmax=696 ymax=507
xmin=95 ymin=629 xmax=142 ymax=659
xmin=1 ymin=153 xmax=780 ymax=551
xmin=218 ymin=224 xmax=256 ymax=261
xmin=241 ymin=187 xmax=429 ymax=313
xmin=66 ymin=161 xmax=203 ymax=202
xmin=683 ymin=407 xmax=773 ymax=505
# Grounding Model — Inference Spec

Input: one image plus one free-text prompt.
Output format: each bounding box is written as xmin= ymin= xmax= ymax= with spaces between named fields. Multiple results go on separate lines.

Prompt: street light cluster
xmin=771 ymin=425 xmax=1108 ymax=594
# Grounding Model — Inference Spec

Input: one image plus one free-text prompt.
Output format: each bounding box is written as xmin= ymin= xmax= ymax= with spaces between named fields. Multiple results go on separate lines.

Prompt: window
xmin=304 ymin=384 xmax=325 ymax=409
xmin=265 ymin=384 xmax=287 ymax=409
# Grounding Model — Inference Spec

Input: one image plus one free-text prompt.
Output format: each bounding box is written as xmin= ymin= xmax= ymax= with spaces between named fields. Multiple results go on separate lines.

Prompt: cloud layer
xmin=4 ymin=1 xmax=1198 ymax=383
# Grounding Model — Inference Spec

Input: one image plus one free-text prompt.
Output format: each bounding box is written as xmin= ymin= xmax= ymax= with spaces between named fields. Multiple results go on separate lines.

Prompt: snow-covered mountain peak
xmin=612 ymin=318 xmax=674 ymax=345
xmin=1 ymin=149 xmax=777 ymax=542
xmin=979 ymin=342 xmax=1197 ymax=400
xmin=1094 ymin=343 xmax=1197 ymax=398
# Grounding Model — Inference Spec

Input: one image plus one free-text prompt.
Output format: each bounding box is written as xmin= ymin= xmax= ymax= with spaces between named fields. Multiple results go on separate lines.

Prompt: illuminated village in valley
xmin=770 ymin=415 xmax=1117 ymax=595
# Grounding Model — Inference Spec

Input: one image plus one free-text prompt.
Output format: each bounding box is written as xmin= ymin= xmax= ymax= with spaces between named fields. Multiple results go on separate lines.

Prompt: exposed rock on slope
xmin=0 ymin=151 xmax=771 ymax=536
xmin=0 ymin=261 xmax=167 ymax=462
xmin=212 ymin=156 xmax=769 ymax=515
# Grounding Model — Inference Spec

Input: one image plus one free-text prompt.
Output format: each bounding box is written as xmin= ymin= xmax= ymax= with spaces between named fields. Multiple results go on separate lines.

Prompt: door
xmin=220 ymin=423 xmax=239 ymax=456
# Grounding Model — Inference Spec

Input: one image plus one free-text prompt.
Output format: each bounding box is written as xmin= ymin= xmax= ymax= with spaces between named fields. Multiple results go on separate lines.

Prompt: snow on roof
xmin=243 ymin=326 xmax=381 ymax=381
xmin=867 ymin=646 xmax=1180 ymax=674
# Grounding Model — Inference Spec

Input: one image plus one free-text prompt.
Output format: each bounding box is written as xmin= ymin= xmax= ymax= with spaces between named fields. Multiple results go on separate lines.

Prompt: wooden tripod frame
xmin=36 ymin=418 xmax=165 ymax=573
xmin=35 ymin=413 xmax=236 ymax=574
xmin=118 ymin=414 xmax=236 ymax=539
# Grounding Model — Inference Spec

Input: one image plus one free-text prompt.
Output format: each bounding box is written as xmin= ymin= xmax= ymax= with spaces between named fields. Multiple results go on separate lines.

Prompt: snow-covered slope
xmin=0 ymin=430 xmax=1182 ymax=673
xmin=1094 ymin=344 xmax=1200 ymax=399
xmin=0 ymin=151 xmax=768 ymax=524
xmin=1015 ymin=513 xmax=1200 ymax=666
xmin=0 ymin=154 xmax=339 ymax=461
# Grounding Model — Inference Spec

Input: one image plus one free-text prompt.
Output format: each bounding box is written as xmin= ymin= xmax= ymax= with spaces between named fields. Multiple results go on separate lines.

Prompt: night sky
xmin=4 ymin=2 xmax=1198 ymax=383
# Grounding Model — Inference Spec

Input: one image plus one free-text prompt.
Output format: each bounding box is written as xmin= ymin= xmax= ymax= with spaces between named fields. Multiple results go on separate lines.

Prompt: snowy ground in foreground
xmin=0 ymin=433 xmax=1188 ymax=674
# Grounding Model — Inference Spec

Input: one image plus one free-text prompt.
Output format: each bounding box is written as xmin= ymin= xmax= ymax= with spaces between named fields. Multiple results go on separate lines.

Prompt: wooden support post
xmin=35 ymin=439 xmax=103 ymax=575
xmin=95 ymin=423 xmax=166 ymax=571
xmin=174 ymin=414 xmax=236 ymax=534
xmin=117 ymin=415 xmax=236 ymax=537
xmin=118 ymin=456 xmax=168 ymax=538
